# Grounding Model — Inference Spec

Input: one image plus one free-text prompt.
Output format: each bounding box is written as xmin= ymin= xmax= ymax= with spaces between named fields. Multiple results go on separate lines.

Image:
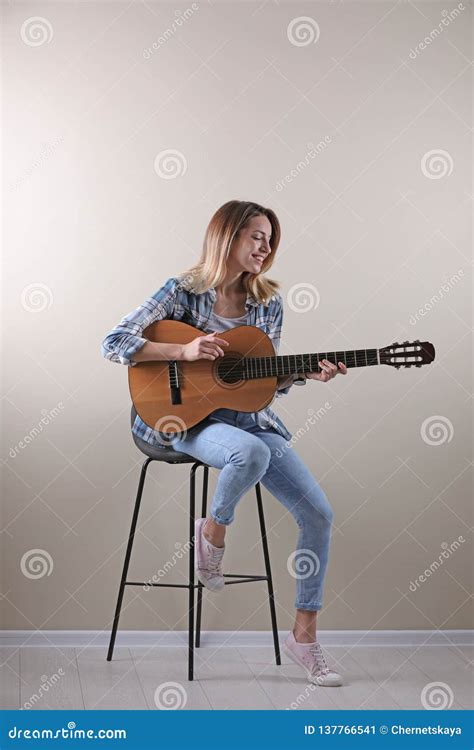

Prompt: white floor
xmin=1 ymin=644 xmax=472 ymax=710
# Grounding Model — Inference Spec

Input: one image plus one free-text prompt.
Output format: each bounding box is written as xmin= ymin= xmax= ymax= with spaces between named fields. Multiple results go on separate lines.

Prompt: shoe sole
xmin=196 ymin=570 xmax=225 ymax=592
xmin=283 ymin=643 xmax=343 ymax=687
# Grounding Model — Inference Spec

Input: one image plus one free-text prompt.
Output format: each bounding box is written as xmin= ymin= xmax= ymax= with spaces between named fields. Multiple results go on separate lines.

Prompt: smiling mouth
xmin=252 ymin=255 xmax=264 ymax=263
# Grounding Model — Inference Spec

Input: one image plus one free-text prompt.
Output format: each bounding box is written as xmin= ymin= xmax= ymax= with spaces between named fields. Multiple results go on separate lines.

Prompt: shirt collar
xmin=208 ymin=284 xmax=260 ymax=308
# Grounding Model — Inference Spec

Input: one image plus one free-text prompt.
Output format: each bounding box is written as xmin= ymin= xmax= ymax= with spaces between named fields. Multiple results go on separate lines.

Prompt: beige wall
xmin=3 ymin=0 xmax=472 ymax=635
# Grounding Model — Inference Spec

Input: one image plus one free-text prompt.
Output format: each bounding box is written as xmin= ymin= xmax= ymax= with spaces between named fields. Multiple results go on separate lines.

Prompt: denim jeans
xmin=169 ymin=407 xmax=334 ymax=612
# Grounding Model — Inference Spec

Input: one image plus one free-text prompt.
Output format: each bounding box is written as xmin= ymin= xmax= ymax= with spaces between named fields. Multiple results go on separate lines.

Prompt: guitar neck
xmin=244 ymin=349 xmax=379 ymax=379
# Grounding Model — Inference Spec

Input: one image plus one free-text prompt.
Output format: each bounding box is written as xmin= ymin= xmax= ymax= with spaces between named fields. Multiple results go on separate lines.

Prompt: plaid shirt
xmin=101 ymin=275 xmax=306 ymax=445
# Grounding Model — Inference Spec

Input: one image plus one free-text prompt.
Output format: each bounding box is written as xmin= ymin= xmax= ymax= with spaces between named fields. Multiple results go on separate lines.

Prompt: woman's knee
xmin=228 ymin=438 xmax=271 ymax=475
xmin=303 ymin=489 xmax=334 ymax=526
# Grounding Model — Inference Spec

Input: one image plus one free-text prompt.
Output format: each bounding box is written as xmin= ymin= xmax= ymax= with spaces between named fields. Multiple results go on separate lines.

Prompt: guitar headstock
xmin=380 ymin=340 xmax=435 ymax=369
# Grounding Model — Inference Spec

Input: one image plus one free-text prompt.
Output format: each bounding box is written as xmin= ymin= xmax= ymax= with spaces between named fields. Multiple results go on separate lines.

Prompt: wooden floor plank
xmin=396 ymin=646 xmax=473 ymax=709
xmin=77 ymin=647 xmax=147 ymax=710
xmin=20 ymin=647 xmax=83 ymax=710
xmin=2 ymin=644 xmax=468 ymax=711
xmin=245 ymin=661 xmax=339 ymax=710
xmin=349 ymin=646 xmax=465 ymax=710
xmin=0 ymin=648 xmax=20 ymax=709
xmin=321 ymin=646 xmax=401 ymax=710
xmin=191 ymin=647 xmax=274 ymax=709
xmin=239 ymin=645 xmax=399 ymax=710
xmin=131 ymin=646 xmax=212 ymax=710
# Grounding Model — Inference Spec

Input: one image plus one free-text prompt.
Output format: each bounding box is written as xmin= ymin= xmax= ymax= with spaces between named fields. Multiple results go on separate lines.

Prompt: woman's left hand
xmin=305 ymin=360 xmax=347 ymax=382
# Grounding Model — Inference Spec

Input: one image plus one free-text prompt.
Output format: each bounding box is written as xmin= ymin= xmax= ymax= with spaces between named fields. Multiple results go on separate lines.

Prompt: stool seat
xmin=130 ymin=407 xmax=195 ymax=463
xmin=132 ymin=434 xmax=196 ymax=463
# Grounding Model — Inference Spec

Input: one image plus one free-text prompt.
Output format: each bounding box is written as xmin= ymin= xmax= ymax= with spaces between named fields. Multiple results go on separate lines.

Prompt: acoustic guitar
xmin=129 ymin=320 xmax=435 ymax=434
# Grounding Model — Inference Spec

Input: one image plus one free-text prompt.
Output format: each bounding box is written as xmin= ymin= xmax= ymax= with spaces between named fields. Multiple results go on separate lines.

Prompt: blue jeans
xmin=171 ymin=407 xmax=334 ymax=612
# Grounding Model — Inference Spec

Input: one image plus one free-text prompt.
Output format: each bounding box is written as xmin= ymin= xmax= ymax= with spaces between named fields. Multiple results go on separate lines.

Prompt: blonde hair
xmin=177 ymin=200 xmax=282 ymax=306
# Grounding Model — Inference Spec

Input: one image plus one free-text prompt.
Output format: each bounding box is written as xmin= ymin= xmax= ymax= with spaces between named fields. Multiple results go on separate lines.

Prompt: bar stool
xmin=106 ymin=407 xmax=281 ymax=680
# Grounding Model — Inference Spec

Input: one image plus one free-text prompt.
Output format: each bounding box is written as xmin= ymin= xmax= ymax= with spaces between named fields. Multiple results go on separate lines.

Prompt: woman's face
xmin=228 ymin=214 xmax=273 ymax=275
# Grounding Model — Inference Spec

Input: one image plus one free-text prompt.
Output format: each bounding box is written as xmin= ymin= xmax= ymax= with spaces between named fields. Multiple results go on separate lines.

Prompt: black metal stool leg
xmin=107 ymin=457 xmax=154 ymax=661
xmin=195 ymin=465 xmax=209 ymax=648
xmin=188 ymin=462 xmax=199 ymax=680
xmin=255 ymin=481 xmax=281 ymax=666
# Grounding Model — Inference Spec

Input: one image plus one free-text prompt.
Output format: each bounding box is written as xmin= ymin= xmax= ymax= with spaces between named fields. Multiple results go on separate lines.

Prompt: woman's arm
xmin=131 ymin=340 xmax=185 ymax=362
xmin=100 ymin=276 xmax=181 ymax=366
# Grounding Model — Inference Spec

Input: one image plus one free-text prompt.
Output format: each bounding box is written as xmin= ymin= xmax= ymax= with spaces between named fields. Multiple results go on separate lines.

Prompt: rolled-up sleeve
xmin=100 ymin=276 xmax=179 ymax=366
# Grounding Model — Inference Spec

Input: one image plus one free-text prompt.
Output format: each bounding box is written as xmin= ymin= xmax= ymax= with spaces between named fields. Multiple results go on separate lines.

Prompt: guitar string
xmin=168 ymin=349 xmax=426 ymax=385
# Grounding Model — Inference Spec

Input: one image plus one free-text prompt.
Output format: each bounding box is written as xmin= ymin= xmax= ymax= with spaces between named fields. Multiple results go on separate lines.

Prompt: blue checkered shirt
xmin=101 ymin=276 xmax=306 ymax=445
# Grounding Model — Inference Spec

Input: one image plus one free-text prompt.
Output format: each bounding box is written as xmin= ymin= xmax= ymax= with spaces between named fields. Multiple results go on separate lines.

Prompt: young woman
xmin=101 ymin=200 xmax=348 ymax=687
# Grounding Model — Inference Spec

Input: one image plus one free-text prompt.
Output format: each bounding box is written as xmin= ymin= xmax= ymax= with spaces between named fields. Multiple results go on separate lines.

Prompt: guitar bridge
xmin=168 ymin=360 xmax=182 ymax=405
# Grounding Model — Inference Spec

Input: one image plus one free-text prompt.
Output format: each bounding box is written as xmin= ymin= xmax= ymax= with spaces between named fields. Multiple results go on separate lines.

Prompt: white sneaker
xmin=194 ymin=518 xmax=225 ymax=592
xmin=283 ymin=630 xmax=343 ymax=686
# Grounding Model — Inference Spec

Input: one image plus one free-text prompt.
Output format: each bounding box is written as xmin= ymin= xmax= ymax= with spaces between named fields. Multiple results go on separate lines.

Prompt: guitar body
xmin=128 ymin=320 xmax=278 ymax=434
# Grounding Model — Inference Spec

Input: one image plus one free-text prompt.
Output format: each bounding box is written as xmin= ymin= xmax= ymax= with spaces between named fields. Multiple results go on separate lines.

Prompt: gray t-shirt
xmin=206 ymin=309 xmax=248 ymax=332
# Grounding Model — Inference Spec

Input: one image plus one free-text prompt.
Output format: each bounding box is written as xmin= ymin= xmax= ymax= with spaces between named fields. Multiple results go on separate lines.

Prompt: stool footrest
xmin=223 ymin=576 xmax=267 ymax=585
xmin=125 ymin=575 xmax=268 ymax=589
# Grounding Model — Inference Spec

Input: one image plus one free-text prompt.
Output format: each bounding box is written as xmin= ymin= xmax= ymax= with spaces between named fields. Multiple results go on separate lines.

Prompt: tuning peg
xmin=403 ymin=340 xmax=409 ymax=344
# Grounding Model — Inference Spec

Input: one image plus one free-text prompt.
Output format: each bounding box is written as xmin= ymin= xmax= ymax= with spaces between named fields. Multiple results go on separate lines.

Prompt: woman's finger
xmin=201 ymin=344 xmax=224 ymax=358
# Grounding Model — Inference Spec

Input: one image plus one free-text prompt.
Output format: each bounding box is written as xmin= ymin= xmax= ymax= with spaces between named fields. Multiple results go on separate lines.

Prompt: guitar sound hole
xmin=216 ymin=355 xmax=243 ymax=385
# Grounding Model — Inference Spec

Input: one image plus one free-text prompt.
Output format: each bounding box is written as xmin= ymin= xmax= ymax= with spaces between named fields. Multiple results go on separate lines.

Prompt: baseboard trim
xmin=1 ymin=630 xmax=472 ymax=648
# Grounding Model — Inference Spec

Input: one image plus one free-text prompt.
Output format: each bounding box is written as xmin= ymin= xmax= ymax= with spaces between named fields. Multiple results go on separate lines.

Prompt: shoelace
xmin=206 ymin=543 xmax=225 ymax=573
xmin=309 ymin=642 xmax=331 ymax=676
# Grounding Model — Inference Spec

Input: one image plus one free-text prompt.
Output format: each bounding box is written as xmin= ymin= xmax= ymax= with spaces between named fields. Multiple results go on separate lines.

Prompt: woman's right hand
xmin=181 ymin=331 xmax=230 ymax=361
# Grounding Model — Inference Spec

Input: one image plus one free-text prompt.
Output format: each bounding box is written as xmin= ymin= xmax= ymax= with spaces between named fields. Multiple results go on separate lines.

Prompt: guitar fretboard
xmin=243 ymin=349 xmax=379 ymax=380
